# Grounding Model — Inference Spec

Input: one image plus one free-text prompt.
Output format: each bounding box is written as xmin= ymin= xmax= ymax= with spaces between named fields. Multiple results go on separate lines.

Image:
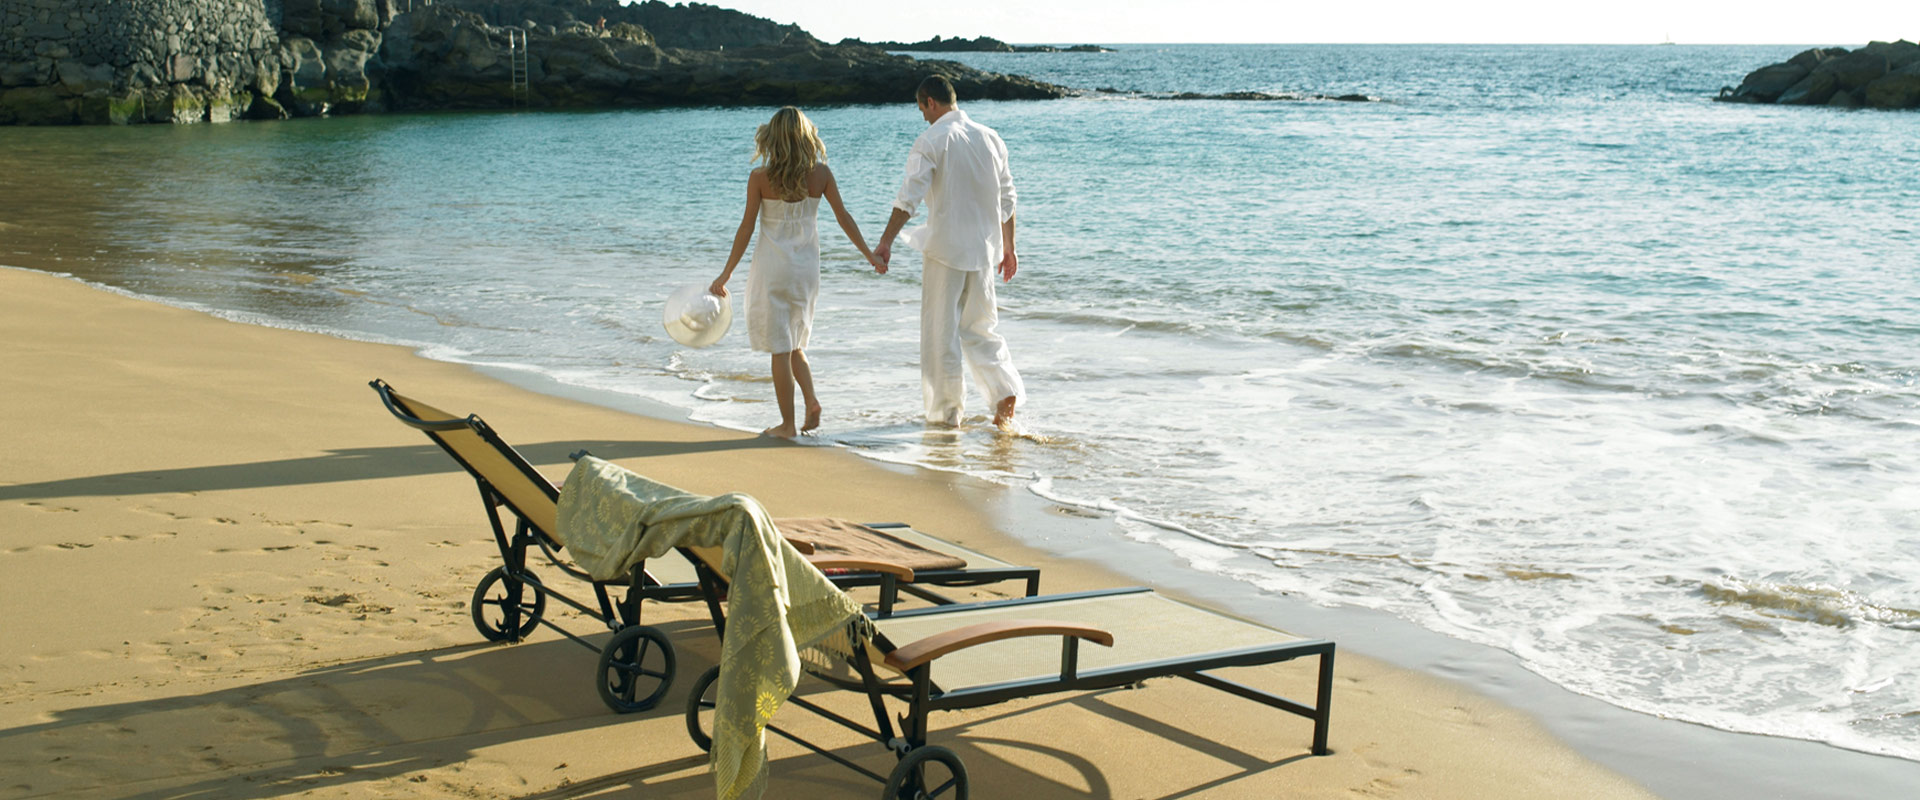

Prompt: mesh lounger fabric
xmin=390 ymin=392 xmax=562 ymax=540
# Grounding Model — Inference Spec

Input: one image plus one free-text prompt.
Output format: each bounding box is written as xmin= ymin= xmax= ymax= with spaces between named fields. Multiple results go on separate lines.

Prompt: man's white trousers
xmin=920 ymin=257 xmax=1025 ymax=426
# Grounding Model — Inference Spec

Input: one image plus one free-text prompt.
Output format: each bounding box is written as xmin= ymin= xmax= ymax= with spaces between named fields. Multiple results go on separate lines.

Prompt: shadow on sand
xmin=4 ymin=620 xmax=1314 ymax=800
xmin=0 ymin=437 xmax=783 ymax=502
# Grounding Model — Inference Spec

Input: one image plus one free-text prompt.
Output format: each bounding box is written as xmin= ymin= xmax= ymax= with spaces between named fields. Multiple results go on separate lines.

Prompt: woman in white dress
xmin=709 ymin=107 xmax=884 ymax=438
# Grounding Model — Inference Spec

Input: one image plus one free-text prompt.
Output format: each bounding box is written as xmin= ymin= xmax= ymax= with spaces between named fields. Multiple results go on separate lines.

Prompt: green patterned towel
xmin=556 ymin=456 xmax=866 ymax=800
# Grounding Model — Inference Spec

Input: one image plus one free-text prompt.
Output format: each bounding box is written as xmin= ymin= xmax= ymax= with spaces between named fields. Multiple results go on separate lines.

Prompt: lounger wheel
xmin=470 ymin=566 xmax=546 ymax=642
xmin=684 ymin=665 xmax=721 ymax=750
xmin=597 ymin=624 xmax=676 ymax=713
xmin=884 ymin=745 xmax=968 ymax=800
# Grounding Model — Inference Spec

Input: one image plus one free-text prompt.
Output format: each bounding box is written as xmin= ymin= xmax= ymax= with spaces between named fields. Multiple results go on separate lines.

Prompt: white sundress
xmin=745 ymin=195 xmax=821 ymax=354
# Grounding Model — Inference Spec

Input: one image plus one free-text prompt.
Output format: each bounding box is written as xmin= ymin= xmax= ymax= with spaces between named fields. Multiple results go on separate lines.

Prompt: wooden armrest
xmin=807 ymin=556 xmax=913 ymax=582
xmin=784 ymin=538 xmax=816 ymax=555
xmin=884 ymin=618 xmax=1114 ymax=672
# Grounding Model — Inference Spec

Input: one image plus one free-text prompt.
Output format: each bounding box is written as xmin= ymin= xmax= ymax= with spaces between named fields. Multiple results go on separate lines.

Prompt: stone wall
xmin=1 ymin=0 xmax=286 ymax=124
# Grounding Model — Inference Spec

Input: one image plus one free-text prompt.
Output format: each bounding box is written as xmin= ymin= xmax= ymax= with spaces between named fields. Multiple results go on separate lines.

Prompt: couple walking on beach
xmin=707 ymin=76 xmax=1026 ymax=438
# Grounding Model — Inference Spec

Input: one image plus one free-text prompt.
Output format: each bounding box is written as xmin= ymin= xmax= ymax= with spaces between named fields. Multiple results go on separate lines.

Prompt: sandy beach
xmin=0 ymin=266 xmax=1657 ymax=799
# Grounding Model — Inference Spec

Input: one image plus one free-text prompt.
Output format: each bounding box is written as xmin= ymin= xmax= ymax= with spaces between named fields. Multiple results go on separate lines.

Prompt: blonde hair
xmin=754 ymin=106 xmax=825 ymax=202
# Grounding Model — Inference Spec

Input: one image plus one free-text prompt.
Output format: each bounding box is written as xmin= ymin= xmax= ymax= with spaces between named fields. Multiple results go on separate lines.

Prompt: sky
xmin=674 ymin=1 xmax=1917 ymax=46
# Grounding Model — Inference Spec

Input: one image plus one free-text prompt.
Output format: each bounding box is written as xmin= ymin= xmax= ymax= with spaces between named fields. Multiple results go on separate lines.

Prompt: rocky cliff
xmin=850 ymin=35 xmax=1112 ymax=53
xmin=0 ymin=0 xmax=1067 ymax=125
xmin=380 ymin=5 xmax=1064 ymax=110
xmin=1717 ymin=40 xmax=1920 ymax=109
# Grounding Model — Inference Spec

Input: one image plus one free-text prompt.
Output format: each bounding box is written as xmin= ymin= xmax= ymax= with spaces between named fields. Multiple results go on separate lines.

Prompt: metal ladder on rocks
xmin=506 ymin=27 xmax=529 ymax=108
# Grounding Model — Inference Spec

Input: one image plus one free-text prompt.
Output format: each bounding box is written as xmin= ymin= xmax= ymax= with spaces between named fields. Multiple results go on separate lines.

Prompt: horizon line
xmin=876 ymin=40 xmax=1892 ymax=47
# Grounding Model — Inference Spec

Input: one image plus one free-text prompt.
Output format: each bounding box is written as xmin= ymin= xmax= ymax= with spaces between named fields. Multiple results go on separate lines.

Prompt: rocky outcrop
xmin=425 ymin=0 xmax=812 ymax=49
xmin=849 ymin=35 xmax=1113 ymax=53
xmin=1161 ymin=90 xmax=1374 ymax=102
xmin=1 ymin=0 xmax=1065 ymax=125
xmin=1082 ymin=87 xmax=1376 ymax=102
xmin=622 ymin=0 xmax=815 ymax=50
xmin=377 ymin=6 xmax=1066 ymax=111
xmin=1718 ymin=40 xmax=1920 ymax=109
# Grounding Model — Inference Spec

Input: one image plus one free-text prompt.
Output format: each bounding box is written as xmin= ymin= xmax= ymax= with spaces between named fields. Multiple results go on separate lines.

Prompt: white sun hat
xmin=661 ymin=283 xmax=732 ymax=348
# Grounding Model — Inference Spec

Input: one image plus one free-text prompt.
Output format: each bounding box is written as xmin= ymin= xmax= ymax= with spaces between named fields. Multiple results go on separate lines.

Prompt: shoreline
xmin=476 ymin=321 xmax=1920 ymax=799
xmin=0 ymin=265 xmax=1664 ymax=798
xmin=11 ymin=264 xmax=1920 ymax=796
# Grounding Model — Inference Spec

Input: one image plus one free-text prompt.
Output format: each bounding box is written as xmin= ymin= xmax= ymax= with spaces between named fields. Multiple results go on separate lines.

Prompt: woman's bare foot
xmin=800 ymin=402 xmax=822 ymax=433
xmin=761 ymin=423 xmax=797 ymax=439
xmin=993 ymin=396 xmax=1018 ymax=429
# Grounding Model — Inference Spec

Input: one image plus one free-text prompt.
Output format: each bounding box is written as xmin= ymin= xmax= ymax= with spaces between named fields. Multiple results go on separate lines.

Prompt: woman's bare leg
xmin=765 ymin=352 xmax=798 ymax=438
xmin=791 ymin=349 xmax=822 ymax=432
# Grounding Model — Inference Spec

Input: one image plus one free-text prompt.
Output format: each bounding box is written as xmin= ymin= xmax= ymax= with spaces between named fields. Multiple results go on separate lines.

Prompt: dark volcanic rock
xmin=1865 ymin=61 xmax=1920 ymax=108
xmin=435 ymin=0 xmax=817 ymax=49
xmin=1720 ymin=41 xmax=1920 ymax=109
xmin=378 ymin=6 xmax=1067 ymax=111
xmin=2 ymin=0 xmax=1066 ymax=124
xmin=1156 ymin=90 xmax=1378 ymax=102
xmin=1778 ymin=70 xmax=1838 ymax=105
xmin=1731 ymin=62 xmax=1809 ymax=103
xmin=847 ymin=35 xmax=1114 ymax=53
xmin=1788 ymin=47 xmax=1849 ymax=71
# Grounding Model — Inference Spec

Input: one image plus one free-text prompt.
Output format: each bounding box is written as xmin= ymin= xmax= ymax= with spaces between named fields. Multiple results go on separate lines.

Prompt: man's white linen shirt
xmin=892 ymin=109 xmax=1017 ymax=272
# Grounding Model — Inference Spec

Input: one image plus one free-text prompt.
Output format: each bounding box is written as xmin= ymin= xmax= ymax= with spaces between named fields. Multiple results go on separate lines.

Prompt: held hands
xmin=998 ymin=250 xmax=1018 ymax=283
xmin=872 ymin=242 xmax=891 ymax=275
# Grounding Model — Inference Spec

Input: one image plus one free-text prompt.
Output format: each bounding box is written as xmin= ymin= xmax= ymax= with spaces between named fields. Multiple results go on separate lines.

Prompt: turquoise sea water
xmin=4 ymin=44 xmax=1918 ymax=764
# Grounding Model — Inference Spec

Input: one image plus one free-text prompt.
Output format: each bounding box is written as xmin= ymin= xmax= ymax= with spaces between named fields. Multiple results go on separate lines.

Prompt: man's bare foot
xmin=993 ymin=396 xmax=1018 ymax=429
xmin=761 ymin=423 xmax=797 ymax=439
xmin=800 ymin=403 xmax=822 ymax=433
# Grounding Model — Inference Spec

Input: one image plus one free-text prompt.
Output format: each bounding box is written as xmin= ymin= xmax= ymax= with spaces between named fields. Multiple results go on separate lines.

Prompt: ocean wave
xmin=1014 ymin=308 xmax=1202 ymax=336
xmin=1359 ymin=337 xmax=1647 ymax=392
xmin=1027 ymin=476 xmax=1251 ymax=551
xmin=1700 ymin=578 xmax=1920 ymax=631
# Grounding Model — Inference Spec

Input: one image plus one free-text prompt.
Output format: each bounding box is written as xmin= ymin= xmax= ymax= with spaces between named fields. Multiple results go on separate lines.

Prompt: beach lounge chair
xmin=568 ymin=459 xmax=1336 ymax=799
xmin=368 ymin=379 xmax=1042 ymax=713
xmin=682 ymin=581 xmax=1336 ymax=798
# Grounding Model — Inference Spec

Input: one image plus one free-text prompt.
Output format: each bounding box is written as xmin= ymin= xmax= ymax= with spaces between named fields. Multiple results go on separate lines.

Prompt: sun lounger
xmin=675 ymin=530 xmax=1336 ymax=799
xmin=368 ymin=379 xmax=1042 ymax=713
xmin=590 ymin=459 xmax=1334 ymax=798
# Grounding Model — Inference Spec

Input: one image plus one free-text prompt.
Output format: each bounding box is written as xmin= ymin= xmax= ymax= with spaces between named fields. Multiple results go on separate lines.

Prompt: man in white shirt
xmin=875 ymin=75 xmax=1026 ymax=429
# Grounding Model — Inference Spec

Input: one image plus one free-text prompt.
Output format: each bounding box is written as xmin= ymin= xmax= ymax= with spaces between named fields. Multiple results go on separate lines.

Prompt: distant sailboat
xmin=1659 ymin=33 xmax=1677 ymax=45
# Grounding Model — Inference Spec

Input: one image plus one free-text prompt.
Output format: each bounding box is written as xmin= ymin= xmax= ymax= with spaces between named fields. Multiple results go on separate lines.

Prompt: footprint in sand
xmin=132 ymin=507 xmax=194 ymax=521
xmin=22 ymin=502 xmax=80 ymax=513
xmin=256 ymin=514 xmax=354 ymax=529
xmin=1348 ymin=767 xmax=1421 ymax=797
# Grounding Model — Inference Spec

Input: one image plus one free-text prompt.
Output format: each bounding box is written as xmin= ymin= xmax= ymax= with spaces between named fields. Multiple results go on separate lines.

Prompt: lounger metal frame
xmin=374 ymin=379 xmax=687 ymax=712
xmin=681 ymin=557 xmax=1336 ymax=799
xmin=370 ymin=379 xmax=1045 ymax=714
